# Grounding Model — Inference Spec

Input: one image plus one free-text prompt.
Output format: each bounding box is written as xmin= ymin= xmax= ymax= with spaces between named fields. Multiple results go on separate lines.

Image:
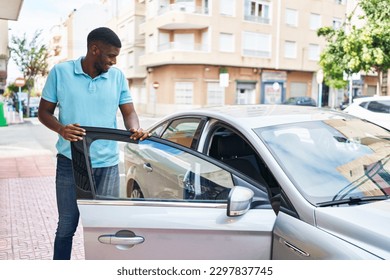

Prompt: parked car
xmin=343 ymin=95 xmax=390 ymax=130
xmin=283 ymin=96 xmax=316 ymax=106
xmin=22 ymin=97 xmax=40 ymax=117
xmin=71 ymin=105 xmax=390 ymax=260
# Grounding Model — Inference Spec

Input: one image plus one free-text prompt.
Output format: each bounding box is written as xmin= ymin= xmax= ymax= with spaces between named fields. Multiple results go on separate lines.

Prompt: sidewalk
xmin=0 ymin=118 xmax=85 ymax=260
xmin=0 ymin=112 xmax=160 ymax=260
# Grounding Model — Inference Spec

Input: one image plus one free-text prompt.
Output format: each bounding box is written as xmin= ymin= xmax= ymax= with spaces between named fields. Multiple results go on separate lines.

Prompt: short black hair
xmin=87 ymin=27 xmax=121 ymax=48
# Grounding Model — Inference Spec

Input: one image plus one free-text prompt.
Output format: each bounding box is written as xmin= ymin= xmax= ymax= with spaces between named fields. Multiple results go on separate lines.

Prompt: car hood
xmin=315 ymin=199 xmax=390 ymax=259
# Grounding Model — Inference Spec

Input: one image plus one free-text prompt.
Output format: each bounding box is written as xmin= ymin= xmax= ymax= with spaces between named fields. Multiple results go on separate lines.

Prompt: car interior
xmin=207 ymin=126 xmax=282 ymax=213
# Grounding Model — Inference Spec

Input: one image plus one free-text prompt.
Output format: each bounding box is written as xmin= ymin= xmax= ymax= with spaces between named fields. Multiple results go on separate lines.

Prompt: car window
xmin=71 ymin=128 xmax=270 ymax=204
xmin=359 ymin=101 xmax=368 ymax=108
xmin=367 ymin=100 xmax=390 ymax=113
xmin=122 ymin=140 xmax=234 ymax=201
xmin=206 ymin=125 xmax=281 ymax=211
xmin=160 ymin=118 xmax=203 ymax=148
xmin=256 ymin=119 xmax=390 ymax=205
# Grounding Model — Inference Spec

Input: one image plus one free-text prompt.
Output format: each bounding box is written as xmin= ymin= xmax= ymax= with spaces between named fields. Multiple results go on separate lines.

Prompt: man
xmin=38 ymin=27 xmax=149 ymax=260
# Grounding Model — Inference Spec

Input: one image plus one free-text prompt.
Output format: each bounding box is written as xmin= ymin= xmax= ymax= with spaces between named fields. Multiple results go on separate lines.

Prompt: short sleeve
xmin=42 ymin=67 xmax=58 ymax=104
xmin=119 ymin=71 xmax=132 ymax=105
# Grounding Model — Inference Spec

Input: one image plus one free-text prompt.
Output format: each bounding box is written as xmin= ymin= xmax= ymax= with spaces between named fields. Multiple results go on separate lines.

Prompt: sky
xmin=7 ymin=0 xmax=101 ymax=82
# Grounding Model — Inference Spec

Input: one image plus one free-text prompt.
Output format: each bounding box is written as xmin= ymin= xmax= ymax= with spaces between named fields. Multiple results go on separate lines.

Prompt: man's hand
xmin=59 ymin=123 xmax=86 ymax=142
xmin=129 ymin=128 xmax=151 ymax=141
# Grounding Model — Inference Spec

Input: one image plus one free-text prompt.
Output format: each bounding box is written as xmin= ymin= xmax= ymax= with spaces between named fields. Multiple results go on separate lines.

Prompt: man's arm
xmin=119 ymin=103 xmax=150 ymax=141
xmin=38 ymin=98 xmax=85 ymax=141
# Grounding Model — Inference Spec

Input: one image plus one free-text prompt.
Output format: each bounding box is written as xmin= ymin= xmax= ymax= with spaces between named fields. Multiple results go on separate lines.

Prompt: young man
xmin=38 ymin=27 xmax=149 ymax=260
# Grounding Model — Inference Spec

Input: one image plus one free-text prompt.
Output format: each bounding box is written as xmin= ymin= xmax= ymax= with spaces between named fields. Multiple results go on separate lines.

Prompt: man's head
xmin=87 ymin=27 xmax=121 ymax=48
xmin=86 ymin=27 xmax=121 ymax=74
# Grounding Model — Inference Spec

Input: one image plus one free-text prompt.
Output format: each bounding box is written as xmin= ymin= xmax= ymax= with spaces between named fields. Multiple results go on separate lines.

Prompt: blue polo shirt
xmin=42 ymin=57 xmax=132 ymax=168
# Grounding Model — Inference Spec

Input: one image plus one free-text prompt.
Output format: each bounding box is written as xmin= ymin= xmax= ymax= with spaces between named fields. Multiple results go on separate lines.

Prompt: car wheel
xmin=130 ymin=184 xmax=144 ymax=199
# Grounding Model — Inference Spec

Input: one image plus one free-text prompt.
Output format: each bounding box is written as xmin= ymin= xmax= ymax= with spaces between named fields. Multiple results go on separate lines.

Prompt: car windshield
xmin=255 ymin=119 xmax=390 ymax=205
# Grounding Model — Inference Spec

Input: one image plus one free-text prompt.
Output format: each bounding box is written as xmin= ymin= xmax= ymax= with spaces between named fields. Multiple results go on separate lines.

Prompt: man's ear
xmin=91 ymin=44 xmax=99 ymax=55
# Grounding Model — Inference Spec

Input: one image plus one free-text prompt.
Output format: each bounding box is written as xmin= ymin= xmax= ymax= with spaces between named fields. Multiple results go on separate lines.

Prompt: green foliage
xmin=9 ymin=30 xmax=49 ymax=84
xmin=9 ymin=30 xmax=49 ymax=116
xmin=318 ymin=0 xmax=390 ymax=89
xmin=7 ymin=83 xmax=28 ymax=94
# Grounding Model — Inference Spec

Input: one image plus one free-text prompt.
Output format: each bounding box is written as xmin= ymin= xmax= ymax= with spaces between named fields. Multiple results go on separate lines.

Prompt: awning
xmin=0 ymin=0 xmax=24 ymax=21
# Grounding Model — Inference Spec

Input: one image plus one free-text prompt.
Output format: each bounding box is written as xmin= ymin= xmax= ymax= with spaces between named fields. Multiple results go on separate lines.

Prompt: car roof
xmin=158 ymin=104 xmax=353 ymax=130
xmin=352 ymin=95 xmax=390 ymax=104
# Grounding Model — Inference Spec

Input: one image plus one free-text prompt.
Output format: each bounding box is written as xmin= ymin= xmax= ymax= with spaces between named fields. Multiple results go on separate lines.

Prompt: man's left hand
xmin=129 ymin=128 xmax=151 ymax=141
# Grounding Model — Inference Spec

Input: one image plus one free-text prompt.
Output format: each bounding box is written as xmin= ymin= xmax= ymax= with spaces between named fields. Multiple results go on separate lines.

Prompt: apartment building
xmin=0 ymin=0 xmax=24 ymax=94
xmin=132 ymin=0 xmax=350 ymax=115
xmin=46 ymin=0 xmax=383 ymax=115
xmin=104 ymin=0 xmax=148 ymax=111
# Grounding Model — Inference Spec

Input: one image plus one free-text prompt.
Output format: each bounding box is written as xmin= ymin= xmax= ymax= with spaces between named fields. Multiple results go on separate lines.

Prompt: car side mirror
xmin=227 ymin=186 xmax=254 ymax=217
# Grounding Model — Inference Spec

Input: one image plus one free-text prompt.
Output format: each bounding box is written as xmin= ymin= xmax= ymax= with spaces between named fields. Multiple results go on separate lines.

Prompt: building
xmin=0 ymin=0 xmax=24 ymax=94
xmin=137 ymin=0 xmax=349 ymax=115
xmin=47 ymin=0 xmax=387 ymax=115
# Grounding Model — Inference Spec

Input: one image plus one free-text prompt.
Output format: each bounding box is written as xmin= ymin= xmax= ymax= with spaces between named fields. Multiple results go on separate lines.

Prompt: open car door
xmin=71 ymin=127 xmax=276 ymax=260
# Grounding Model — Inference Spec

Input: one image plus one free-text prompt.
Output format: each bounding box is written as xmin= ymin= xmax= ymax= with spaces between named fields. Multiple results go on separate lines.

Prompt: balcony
xmin=158 ymin=41 xmax=208 ymax=52
xmin=152 ymin=3 xmax=210 ymax=30
xmin=158 ymin=3 xmax=209 ymax=16
xmin=244 ymin=15 xmax=270 ymax=25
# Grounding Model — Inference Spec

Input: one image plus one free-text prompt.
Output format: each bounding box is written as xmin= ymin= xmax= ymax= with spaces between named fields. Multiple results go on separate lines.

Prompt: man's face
xmin=92 ymin=42 xmax=120 ymax=73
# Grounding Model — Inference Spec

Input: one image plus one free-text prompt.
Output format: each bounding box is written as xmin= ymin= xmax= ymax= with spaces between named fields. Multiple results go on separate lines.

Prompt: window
xmin=284 ymin=41 xmax=297 ymax=58
xmin=367 ymin=101 xmax=390 ymax=113
xmin=161 ymin=118 xmax=203 ymax=148
xmin=285 ymin=8 xmax=298 ymax=27
xmin=333 ymin=17 xmax=342 ymax=30
xmin=175 ymin=82 xmax=193 ymax=105
xmin=242 ymin=31 xmax=271 ymax=58
xmin=308 ymin=44 xmax=320 ymax=61
xmin=174 ymin=33 xmax=195 ymax=51
xmin=309 ymin=13 xmax=321 ymax=30
xmin=207 ymin=82 xmax=225 ymax=106
xmin=219 ymin=33 xmax=235 ymax=52
xmin=220 ymin=0 xmax=235 ymax=16
xmin=127 ymin=51 xmax=134 ymax=69
xmin=158 ymin=32 xmax=170 ymax=51
xmin=245 ymin=0 xmax=271 ymax=24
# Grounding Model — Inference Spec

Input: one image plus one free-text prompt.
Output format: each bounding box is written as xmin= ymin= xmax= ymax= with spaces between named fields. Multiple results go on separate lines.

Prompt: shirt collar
xmin=74 ymin=56 xmax=109 ymax=79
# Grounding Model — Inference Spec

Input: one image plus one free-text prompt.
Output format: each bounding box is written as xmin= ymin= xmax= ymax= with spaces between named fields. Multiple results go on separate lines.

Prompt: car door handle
xmin=98 ymin=235 xmax=144 ymax=246
xmin=283 ymin=240 xmax=310 ymax=257
xmin=143 ymin=163 xmax=153 ymax=172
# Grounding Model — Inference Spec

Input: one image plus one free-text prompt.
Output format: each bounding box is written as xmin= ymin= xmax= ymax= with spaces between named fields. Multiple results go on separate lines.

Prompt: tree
xmin=317 ymin=0 xmax=390 ymax=94
xmin=9 ymin=30 xmax=49 ymax=117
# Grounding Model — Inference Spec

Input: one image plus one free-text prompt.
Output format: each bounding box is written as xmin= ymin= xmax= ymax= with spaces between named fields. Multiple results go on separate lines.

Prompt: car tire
xmin=130 ymin=184 xmax=144 ymax=199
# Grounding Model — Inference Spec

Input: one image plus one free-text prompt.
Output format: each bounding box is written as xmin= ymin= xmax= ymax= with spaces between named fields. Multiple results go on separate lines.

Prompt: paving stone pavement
xmin=0 ymin=110 xmax=160 ymax=261
xmin=0 ymin=155 xmax=85 ymax=260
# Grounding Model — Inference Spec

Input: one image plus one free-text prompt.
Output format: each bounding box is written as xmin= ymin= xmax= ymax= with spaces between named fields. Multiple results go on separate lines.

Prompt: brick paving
xmin=0 ymin=110 xmax=159 ymax=261
xmin=0 ymin=155 xmax=85 ymax=260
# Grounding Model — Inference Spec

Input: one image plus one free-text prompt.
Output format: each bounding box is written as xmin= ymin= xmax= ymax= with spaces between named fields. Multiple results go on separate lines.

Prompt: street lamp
xmin=152 ymin=82 xmax=159 ymax=117
xmin=14 ymin=77 xmax=26 ymax=122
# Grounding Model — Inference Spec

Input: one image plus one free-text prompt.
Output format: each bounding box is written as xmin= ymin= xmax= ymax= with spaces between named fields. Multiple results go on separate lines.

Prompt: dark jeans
xmin=53 ymin=154 xmax=119 ymax=260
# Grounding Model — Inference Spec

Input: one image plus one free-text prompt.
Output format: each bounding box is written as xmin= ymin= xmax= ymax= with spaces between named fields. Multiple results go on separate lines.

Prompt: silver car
xmin=71 ymin=105 xmax=390 ymax=260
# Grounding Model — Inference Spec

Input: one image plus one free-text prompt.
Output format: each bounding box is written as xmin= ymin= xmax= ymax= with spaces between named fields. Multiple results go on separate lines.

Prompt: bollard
xmin=0 ymin=101 xmax=8 ymax=126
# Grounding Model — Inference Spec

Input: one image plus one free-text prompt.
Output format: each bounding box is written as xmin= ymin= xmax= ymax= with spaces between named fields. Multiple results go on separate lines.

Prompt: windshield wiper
xmin=317 ymin=195 xmax=389 ymax=207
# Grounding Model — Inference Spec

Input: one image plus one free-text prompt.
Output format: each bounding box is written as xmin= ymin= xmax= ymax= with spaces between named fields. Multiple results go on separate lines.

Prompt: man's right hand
xmin=59 ymin=123 xmax=86 ymax=142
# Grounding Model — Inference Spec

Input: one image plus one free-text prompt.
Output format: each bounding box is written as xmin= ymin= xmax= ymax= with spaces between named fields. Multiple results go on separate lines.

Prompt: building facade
xmin=0 ymin=20 xmax=8 ymax=94
xmin=136 ymin=0 xmax=350 ymax=115
xmin=45 ymin=0 xmax=386 ymax=115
